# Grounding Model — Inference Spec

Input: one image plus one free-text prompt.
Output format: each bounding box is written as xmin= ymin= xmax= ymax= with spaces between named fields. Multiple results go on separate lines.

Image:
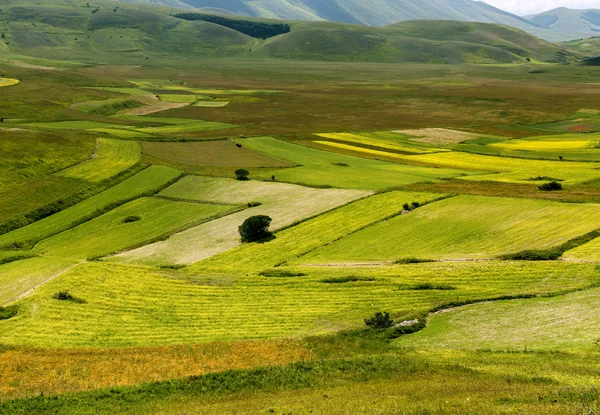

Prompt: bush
xmin=52 ymin=291 xmax=86 ymax=304
xmin=402 ymin=203 xmax=410 ymax=211
xmin=321 ymin=276 xmax=376 ymax=284
xmin=539 ymin=181 xmax=562 ymax=191
xmin=0 ymin=305 xmax=18 ymax=320
xmin=235 ymin=169 xmax=250 ymax=181
xmin=405 ymin=283 xmax=456 ymax=291
xmin=123 ymin=215 xmax=141 ymax=223
xmin=411 ymin=201 xmax=420 ymax=209
xmin=364 ymin=311 xmax=394 ymax=329
xmin=259 ymin=269 xmax=306 ymax=278
xmin=239 ymin=215 xmax=273 ymax=242
xmin=395 ymin=258 xmax=435 ymax=264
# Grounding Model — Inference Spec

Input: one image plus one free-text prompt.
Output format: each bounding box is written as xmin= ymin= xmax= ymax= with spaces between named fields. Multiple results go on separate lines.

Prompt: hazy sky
xmin=482 ymin=0 xmax=599 ymax=16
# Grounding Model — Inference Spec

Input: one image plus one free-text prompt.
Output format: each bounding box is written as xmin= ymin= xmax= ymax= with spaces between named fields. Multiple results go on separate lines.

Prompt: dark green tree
xmin=235 ymin=169 xmax=250 ymax=181
xmin=239 ymin=215 xmax=272 ymax=242
xmin=539 ymin=181 xmax=562 ymax=191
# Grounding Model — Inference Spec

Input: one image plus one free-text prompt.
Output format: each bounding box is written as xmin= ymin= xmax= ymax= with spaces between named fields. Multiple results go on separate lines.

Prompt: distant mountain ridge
xmin=115 ymin=0 xmax=596 ymax=41
xmin=526 ymin=8 xmax=600 ymax=41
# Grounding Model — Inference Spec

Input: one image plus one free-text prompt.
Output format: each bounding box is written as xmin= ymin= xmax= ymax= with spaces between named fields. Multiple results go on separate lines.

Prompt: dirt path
xmin=9 ymin=261 xmax=84 ymax=305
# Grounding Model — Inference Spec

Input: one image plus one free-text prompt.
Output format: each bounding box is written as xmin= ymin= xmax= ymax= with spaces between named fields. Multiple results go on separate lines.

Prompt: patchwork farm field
xmin=3 ymin=46 xmax=600 ymax=413
xmin=295 ymin=195 xmax=600 ymax=263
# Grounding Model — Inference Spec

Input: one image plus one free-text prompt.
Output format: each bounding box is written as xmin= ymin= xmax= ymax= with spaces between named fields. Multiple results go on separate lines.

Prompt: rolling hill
xmin=527 ymin=8 xmax=600 ymax=41
xmin=0 ymin=2 xmax=579 ymax=65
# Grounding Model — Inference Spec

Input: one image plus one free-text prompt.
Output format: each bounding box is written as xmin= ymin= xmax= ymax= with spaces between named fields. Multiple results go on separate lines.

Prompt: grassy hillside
xmin=0 ymin=2 xmax=579 ymax=65
xmin=561 ymin=37 xmax=600 ymax=57
xmin=254 ymin=20 xmax=576 ymax=64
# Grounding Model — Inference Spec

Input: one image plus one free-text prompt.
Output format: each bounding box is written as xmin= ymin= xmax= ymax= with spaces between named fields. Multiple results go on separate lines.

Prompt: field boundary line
xmin=23 ymin=172 xmax=186 ymax=250
xmin=6 ymin=260 xmax=84 ymax=306
xmin=0 ymin=164 xmax=147 ymax=237
xmin=155 ymin=195 xmax=246 ymax=207
xmin=274 ymin=193 xmax=455 ymax=267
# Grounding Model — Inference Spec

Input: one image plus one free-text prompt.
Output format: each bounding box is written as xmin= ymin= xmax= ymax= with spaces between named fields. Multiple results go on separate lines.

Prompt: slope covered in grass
xmin=398 ymin=286 xmax=600 ymax=350
xmin=34 ymin=197 xmax=237 ymax=259
xmin=1 ymin=260 xmax=596 ymax=347
xmin=296 ymin=196 xmax=600 ymax=263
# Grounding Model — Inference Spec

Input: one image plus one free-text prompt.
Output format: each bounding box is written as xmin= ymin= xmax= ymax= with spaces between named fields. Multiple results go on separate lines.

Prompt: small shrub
xmin=247 ymin=201 xmax=261 ymax=207
xmin=395 ymin=258 xmax=435 ymax=264
xmin=364 ymin=311 xmax=394 ymax=329
xmin=402 ymin=203 xmax=410 ymax=211
xmin=405 ymin=283 xmax=456 ymax=291
xmin=123 ymin=215 xmax=141 ymax=223
xmin=235 ymin=169 xmax=250 ymax=181
xmin=321 ymin=276 xmax=376 ymax=284
xmin=332 ymin=162 xmax=349 ymax=167
xmin=538 ymin=181 xmax=562 ymax=191
xmin=411 ymin=201 xmax=420 ymax=209
xmin=52 ymin=291 xmax=86 ymax=304
xmin=239 ymin=215 xmax=273 ymax=243
xmin=0 ymin=305 xmax=18 ymax=320
xmin=159 ymin=264 xmax=186 ymax=270
xmin=259 ymin=269 xmax=306 ymax=278
xmin=500 ymin=249 xmax=561 ymax=261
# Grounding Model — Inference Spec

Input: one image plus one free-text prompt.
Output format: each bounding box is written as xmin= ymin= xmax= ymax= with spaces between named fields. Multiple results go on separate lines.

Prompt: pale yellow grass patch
xmin=0 ymin=78 xmax=20 ymax=87
xmin=111 ymin=178 xmax=371 ymax=265
xmin=394 ymin=128 xmax=481 ymax=145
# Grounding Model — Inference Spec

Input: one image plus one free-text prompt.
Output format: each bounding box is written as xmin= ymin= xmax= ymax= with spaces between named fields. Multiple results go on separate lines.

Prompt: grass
xmin=0 ymin=257 xmax=76 ymax=306
xmin=190 ymin=191 xmax=444 ymax=273
xmin=0 ymin=166 xmax=182 ymax=248
xmin=295 ymin=195 xmax=600 ymax=263
xmin=1 ymin=261 xmax=597 ymax=348
xmin=314 ymin=131 xmax=445 ymax=153
xmin=111 ymin=177 xmax=370 ymax=266
xmin=141 ymin=140 xmax=292 ymax=168
xmin=0 ymin=339 xmax=311 ymax=400
xmin=56 ymin=139 xmax=141 ymax=182
xmin=34 ymin=197 xmax=237 ymax=260
xmin=0 ymin=78 xmax=20 ymax=87
xmin=236 ymin=136 xmax=473 ymax=190
xmin=3 ymin=349 xmax=600 ymax=414
xmin=562 ymin=235 xmax=600 ymax=261
xmin=157 ymin=94 xmax=199 ymax=103
xmin=397 ymin=286 xmax=600 ymax=350
xmin=193 ymin=101 xmax=230 ymax=107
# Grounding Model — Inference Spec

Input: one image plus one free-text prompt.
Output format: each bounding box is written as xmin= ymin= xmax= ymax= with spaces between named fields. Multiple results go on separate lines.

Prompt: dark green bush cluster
xmin=538 ymin=181 xmax=562 ymax=191
xmin=0 ymin=305 xmax=18 ymax=321
xmin=364 ymin=311 xmax=394 ymax=329
xmin=405 ymin=283 xmax=456 ymax=291
xmin=395 ymin=258 xmax=434 ymax=264
xmin=259 ymin=269 xmax=306 ymax=278
xmin=174 ymin=13 xmax=291 ymax=39
xmin=321 ymin=276 xmax=375 ymax=284
xmin=123 ymin=215 xmax=141 ymax=223
xmin=235 ymin=169 xmax=249 ymax=181
xmin=402 ymin=201 xmax=421 ymax=211
xmin=52 ymin=291 xmax=86 ymax=304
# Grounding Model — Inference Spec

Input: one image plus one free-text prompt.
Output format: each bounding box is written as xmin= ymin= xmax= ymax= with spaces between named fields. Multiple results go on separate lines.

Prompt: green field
xmin=34 ymin=197 xmax=237 ymax=260
xmin=141 ymin=140 xmax=292 ymax=168
xmin=1 ymin=260 xmax=596 ymax=348
xmin=0 ymin=166 xmax=182 ymax=248
xmin=112 ymin=177 xmax=371 ymax=265
xmin=236 ymin=136 xmax=474 ymax=190
xmin=191 ymin=191 xmax=442 ymax=272
xmin=398 ymin=286 xmax=600 ymax=350
xmin=0 ymin=257 xmax=76 ymax=306
xmin=2 ymin=9 xmax=600 ymax=411
xmin=296 ymin=195 xmax=600 ymax=263
xmin=56 ymin=139 xmax=141 ymax=182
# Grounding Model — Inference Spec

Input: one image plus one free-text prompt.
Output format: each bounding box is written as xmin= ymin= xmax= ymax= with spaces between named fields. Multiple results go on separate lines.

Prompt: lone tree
xmin=239 ymin=215 xmax=272 ymax=242
xmin=235 ymin=169 xmax=250 ymax=181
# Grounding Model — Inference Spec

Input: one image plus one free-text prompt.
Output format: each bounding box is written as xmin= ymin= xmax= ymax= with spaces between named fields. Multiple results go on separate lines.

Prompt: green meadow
xmin=296 ymin=195 xmax=600 ymax=262
xmin=1 ymin=5 xmax=600 ymax=411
